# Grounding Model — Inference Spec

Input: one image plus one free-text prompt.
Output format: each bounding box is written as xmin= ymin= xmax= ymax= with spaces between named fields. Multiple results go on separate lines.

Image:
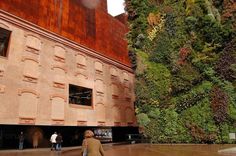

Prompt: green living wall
xmin=125 ymin=0 xmax=236 ymax=143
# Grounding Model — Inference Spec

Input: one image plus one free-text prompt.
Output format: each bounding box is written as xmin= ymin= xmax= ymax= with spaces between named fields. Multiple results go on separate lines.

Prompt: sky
xmin=107 ymin=0 xmax=125 ymax=16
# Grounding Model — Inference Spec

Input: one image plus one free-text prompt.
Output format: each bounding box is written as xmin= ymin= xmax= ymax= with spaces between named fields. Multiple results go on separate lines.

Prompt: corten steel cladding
xmin=0 ymin=0 xmax=130 ymax=66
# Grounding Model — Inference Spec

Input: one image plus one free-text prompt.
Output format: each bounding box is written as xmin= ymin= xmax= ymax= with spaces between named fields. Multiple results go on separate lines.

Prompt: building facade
xmin=0 ymin=0 xmax=137 ymax=148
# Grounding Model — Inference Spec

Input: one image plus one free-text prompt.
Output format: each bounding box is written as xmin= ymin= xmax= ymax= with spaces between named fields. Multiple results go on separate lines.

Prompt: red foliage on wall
xmin=222 ymin=0 xmax=236 ymax=28
xmin=177 ymin=47 xmax=190 ymax=65
xmin=215 ymin=39 xmax=236 ymax=82
xmin=210 ymin=86 xmax=228 ymax=124
xmin=0 ymin=0 xmax=131 ymax=66
xmin=186 ymin=122 xmax=217 ymax=143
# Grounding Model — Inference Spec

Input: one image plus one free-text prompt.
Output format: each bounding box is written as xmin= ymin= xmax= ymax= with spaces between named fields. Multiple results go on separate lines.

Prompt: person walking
xmin=56 ymin=133 xmax=63 ymax=151
xmin=18 ymin=132 xmax=24 ymax=150
xmin=50 ymin=132 xmax=57 ymax=151
xmin=81 ymin=130 xmax=104 ymax=156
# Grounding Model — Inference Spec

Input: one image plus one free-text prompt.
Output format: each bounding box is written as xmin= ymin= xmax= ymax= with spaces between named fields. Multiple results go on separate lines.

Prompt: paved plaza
xmin=0 ymin=144 xmax=235 ymax=156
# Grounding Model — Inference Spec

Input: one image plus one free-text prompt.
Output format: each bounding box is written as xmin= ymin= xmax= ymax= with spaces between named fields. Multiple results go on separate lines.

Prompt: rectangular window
xmin=0 ymin=27 xmax=11 ymax=57
xmin=94 ymin=128 xmax=113 ymax=143
xmin=69 ymin=84 xmax=92 ymax=106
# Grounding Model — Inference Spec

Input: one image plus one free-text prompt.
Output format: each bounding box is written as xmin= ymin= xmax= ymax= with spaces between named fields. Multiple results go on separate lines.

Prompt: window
xmin=94 ymin=128 xmax=112 ymax=142
xmin=69 ymin=84 xmax=92 ymax=106
xmin=0 ymin=27 xmax=11 ymax=57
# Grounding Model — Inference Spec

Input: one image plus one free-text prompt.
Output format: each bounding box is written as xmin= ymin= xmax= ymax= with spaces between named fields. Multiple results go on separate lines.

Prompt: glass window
xmin=0 ymin=27 xmax=11 ymax=57
xmin=94 ymin=128 xmax=112 ymax=142
xmin=69 ymin=84 xmax=92 ymax=106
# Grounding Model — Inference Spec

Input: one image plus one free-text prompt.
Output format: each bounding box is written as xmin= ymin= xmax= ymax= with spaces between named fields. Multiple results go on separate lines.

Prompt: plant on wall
xmin=215 ymin=39 xmax=236 ymax=82
xmin=125 ymin=0 xmax=236 ymax=143
xmin=210 ymin=86 xmax=229 ymax=142
xmin=210 ymin=86 xmax=228 ymax=124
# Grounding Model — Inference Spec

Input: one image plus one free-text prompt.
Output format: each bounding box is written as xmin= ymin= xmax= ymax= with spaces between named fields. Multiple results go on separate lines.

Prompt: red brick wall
xmin=0 ymin=0 xmax=130 ymax=66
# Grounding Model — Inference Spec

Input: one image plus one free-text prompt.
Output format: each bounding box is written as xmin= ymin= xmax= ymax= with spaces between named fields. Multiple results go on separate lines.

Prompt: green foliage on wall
xmin=181 ymin=97 xmax=218 ymax=143
xmin=144 ymin=108 xmax=191 ymax=143
xmin=126 ymin=0 xmax=236 ymax=143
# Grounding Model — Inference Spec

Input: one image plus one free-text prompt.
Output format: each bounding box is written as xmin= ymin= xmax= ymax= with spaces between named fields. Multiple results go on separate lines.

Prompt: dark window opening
xmin=0 ymin=27 xmax=11 ymax=57
xmin=69 ymin=84 xmax=92 ymax=106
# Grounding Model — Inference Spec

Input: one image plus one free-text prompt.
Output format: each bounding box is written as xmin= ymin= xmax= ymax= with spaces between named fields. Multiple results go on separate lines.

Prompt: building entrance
xmin=0 ymin=125 xmax=138 ymax=149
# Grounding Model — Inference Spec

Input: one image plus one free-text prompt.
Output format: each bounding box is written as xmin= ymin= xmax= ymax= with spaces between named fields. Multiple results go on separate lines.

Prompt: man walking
xmin=50 ymin=132 xmax=57 ymax=151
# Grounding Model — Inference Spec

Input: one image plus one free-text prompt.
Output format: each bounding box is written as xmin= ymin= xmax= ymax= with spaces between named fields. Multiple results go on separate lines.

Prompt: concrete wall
xmin=0 ymin=11 xmax=136 ymax=127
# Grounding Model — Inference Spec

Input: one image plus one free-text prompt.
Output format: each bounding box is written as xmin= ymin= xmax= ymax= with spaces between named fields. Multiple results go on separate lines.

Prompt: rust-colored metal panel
xmin=95 ymin=10 xmax=109 ymax=55
xmin=0 ymin=0 xmax=131 ymax=66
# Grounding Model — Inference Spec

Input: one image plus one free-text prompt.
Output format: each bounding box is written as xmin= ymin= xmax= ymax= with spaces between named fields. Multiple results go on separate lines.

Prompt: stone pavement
xmin=0 ymin=144 xmax=236 ymax=156
xmin=218 ymin=147 xmax=236 ymax=154
xmin=0 ymin=143 xmax=119 ymax=156
xmin=0 ymin=146 xmax=81 ymax=156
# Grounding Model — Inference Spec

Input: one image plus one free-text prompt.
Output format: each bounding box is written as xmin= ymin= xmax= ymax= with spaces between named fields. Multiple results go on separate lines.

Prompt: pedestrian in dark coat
xmin=56 ymin=133 xmax=63 ymax=151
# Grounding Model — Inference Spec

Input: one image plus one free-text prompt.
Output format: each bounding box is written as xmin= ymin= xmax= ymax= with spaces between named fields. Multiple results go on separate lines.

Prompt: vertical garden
xmin=125 ymin=0 xmax=236 ymax=143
